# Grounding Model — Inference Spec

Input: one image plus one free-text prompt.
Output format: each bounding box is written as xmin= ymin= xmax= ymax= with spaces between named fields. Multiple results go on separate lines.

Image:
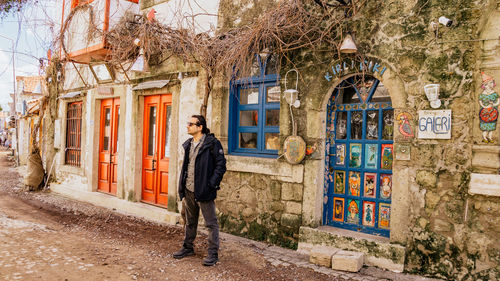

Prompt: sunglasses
xmin=187 ymin=122 xmax=200 ymax=127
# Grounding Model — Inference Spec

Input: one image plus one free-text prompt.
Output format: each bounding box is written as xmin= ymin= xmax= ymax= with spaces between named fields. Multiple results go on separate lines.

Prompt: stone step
xmin=331 ymin=250 xmax=364 ymax=272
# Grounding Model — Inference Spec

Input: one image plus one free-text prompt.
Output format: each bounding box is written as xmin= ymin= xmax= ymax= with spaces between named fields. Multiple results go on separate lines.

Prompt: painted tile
xmin=333 ymin=197 xmax=345 ymax=222
xmin=351 ymin=111 xmax=363 ymax=139
xmin=335 ymin=144 xmax=346 ymax=166
xmin=348 ymin=171 xmax=361 ymax=196
xmin=349 ymin=143 xmax=362 ymax=168
xmin=380 ymin=174 xmax=392 ymax=200
xmin=363 ymin=173 xmax=377 ymax=198
xmin=365 ymin=143 xmax=377 ymax=169
xmin=381 ymin=144 xmax=393 ymax=170
xmin=379 ymin=203 xmax=391 ymax=229
xmin=362 ymin=201 xmax=376 ymax=227
xmin=334 ymin=170 xmax=346 ymax=194
xmin=346 ymin=199 xmax=360 ymax=224
xmin=366 ymin=111 xmax=379 ymax=139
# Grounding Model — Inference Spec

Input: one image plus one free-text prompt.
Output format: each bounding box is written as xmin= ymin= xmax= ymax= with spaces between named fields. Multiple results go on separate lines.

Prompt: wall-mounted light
xmin=283 ymin=69 xmax=300 ymax=108
xmin=438 ymin=16 xmax=453 ymax=27
xmin=177 ymin=72 xmax=183 ymax=80
xmin=424 ymin=84 xmax=441 ymax=108
xmin=340 ymin=34 xmax=357 ymax=54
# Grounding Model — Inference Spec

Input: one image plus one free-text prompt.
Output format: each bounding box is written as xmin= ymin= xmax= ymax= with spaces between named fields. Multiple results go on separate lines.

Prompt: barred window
xmin=65 ymin=102 xmax=82 ymax=166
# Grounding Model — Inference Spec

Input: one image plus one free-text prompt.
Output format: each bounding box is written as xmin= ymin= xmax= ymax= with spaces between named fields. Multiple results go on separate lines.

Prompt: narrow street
xmin=0 ymin=150 xmax=434 ymax=281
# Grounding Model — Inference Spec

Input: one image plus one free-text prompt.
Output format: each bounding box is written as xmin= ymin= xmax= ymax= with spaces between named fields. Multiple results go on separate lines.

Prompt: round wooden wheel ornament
xmin=283 ymin=135 xmax=306 ymax=164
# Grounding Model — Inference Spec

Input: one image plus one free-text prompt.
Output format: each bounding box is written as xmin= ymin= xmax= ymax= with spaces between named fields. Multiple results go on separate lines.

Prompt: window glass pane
xmin=239 ymin=133 xmax=257 ymax=148
xmin=114 ymin=107 xmax=120 ymax=154
xmin=265 ymin=54 xmax=278 ymax=75
xmin=370 ymin=82 xmax=391 ymax=103
xmin=265 ymin=133 xmax=279 ymax=150
xmin=164 ymin=105 xmax=172 ymax=158
xmin=336 ymin=111 xmax=347 ymax=139
xmin=382 ymin=110 xmax=394 ymax=140
xmin=240 ymin=88 xmax=259 ymax=105
xmin=240 ymin=110 xmax=258 ymax=126
xmin=356 ymin=77 xmax=375 ymax=102
xmin=366 ymin=111 xmax=379 ymax=139
xmin=351 ymin=111 xmax=363 ymax=139
xmin=266 ymin=86 xmax=280 ymax=103
xmin=266 ymin=109 xmax=279 ymax=126
xmin=336 ymin=83 xmax=360 ymax=104
xmin=103 ymin=108 xmax=111 ymax=151
xmin=250 ymin=57 xmax=260 ymax=76
xmin=148 ymin=106 xmax=157 ymax=156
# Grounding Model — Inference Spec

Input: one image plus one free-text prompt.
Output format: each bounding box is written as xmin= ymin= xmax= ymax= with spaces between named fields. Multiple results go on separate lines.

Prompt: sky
xmin=0 ymin=0 xmax=61 ymax=110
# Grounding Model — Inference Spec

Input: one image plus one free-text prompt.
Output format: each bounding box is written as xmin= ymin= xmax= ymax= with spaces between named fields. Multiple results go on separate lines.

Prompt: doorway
xmin=98 ymin=98 xmax=120 ymax=195
xmin=142 ymin=94 xmax=172 ymax=206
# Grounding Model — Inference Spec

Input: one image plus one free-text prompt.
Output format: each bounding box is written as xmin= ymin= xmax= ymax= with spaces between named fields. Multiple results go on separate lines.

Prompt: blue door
xmin=323 ymin=75 xmax=393 ymax=237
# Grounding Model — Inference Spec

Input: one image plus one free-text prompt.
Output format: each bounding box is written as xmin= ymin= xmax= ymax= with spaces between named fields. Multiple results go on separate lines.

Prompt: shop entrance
xmin=98 ymin=98 xmax=120 ymax=195
xmin=141 ymin=94 xmax=172 ymax=206
xmin=324 ymin=75 xmax=393 ymax=237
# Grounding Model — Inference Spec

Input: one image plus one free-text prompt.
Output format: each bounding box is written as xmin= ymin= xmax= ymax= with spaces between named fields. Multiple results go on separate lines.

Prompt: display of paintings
xmin=366 ymin=111 xmax=379 ymax=139
xmin=348 ymin=171 xmax=361 ymax=196
xmin=336 ymin=112 xmax=347 ymax=139
xmin=349 ymin=143 xmax=362 ymax=168
xmin=380 ymin=174 xmax=392 ymax=200
xmin=346 ymin=199 xmax=360 ymax=224
xmin=381 ymin=144 xmax=393 ymax=170
xmin=363 ymin=173 xmax=377 ymax=198
xmin=334 ymin=171 xmax=346 ymax=194
xmin=379 ymin=203 xmax=391 ymax=229
xmin=335 ymin=144 xmax=346 ymax=166
xmin=364 ymin=144 xmax=378 ymax=169
xmin=362 ymin=201 xmax=376 ymax=227
xmin=333 ymin=198 xmax=345 ymax=222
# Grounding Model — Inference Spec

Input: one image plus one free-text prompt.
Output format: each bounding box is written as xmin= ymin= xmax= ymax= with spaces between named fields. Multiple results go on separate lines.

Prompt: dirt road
xmin=0 ymin=150 xmax=394 ymax=281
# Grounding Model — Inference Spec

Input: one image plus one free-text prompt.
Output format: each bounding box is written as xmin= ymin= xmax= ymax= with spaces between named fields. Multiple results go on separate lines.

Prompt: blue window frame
xmin=229 ymin=54 xmax=280 ymax=157
xmin=323 ymin=75 xmax=393 ymax=237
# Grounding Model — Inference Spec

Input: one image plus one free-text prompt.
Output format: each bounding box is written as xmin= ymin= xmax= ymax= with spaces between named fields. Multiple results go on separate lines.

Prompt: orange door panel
xmin=98 ymin=98 xmax=120 ymax=195
xmin=142 ymin=94 xmax=172 ymax=206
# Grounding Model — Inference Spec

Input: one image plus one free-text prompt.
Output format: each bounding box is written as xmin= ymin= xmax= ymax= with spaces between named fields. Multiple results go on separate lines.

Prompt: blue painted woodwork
xmin=229 ymin=54 xmax=280 ymax=157
xmin=324 ymin=76 xmax=393 ymax=237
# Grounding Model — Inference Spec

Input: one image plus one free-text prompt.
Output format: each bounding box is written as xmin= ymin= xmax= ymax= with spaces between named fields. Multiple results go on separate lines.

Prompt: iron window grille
xmin=65 ymin=101 xmax=82 ymax=166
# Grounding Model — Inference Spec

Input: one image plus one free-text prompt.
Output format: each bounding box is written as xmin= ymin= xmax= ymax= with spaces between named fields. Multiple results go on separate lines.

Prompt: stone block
xmin=281 ymin=183 xmax=303 ymax=201
xmin=269 ymin=181 xmax=281 ymax=201
xmin=331 ymin=250 xmax=364 ymax=272
xmin=285 ymin=201 xmax=302 ymax=215
xmin=309 ymin=245 xmax=338 ymax=267
xmin=281 ymin=213 xmax=301 ymax=228
xmin=416 ymin=170 xmax=437 ymax=189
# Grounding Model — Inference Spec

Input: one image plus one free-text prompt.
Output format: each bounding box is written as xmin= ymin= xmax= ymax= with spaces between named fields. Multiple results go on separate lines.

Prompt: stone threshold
xmin=50 ymin=183 xmax=181 ymax=225
xmin=298 ymin=226 xmax=405 ymax=272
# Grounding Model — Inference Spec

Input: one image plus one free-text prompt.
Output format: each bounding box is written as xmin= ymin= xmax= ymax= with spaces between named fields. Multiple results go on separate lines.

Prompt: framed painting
xmin=380 ymin=174 xmax=392 ymax=200
xmin=363 ymin=173 xmax=377 ymax=198
xmin=364 ymin=143 xmax=378 ymax=169
xmin=381 ymin=144 xmax=393 ymax=170
xmin=335 ymin=144 xmax=346 ymax=166
xmin=333 ymin=197 xmax=345 ymax=222
xmin=379 ymin=203 xmax=391 ymax=229
xmin=334 ymin=170 xmax=346 ymax=194
xmin=349 ymin=143 xmax=362 ymax=168
xmin=348 ymin=171 xmax=361 ymax=196
xmin=362 ymin=201 xmax=376 ymax=227
xmin=346 ymin=199 xmax=360 ymax=224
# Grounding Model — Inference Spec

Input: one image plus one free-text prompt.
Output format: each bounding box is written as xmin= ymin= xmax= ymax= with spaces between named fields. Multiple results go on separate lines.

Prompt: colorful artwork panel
xmin=379 ymin=203 xmax=391 ymax=229
xmin=366 ymin=111 xmax=379 ymax=139
xmin=336 ymin=111 xmax=347 ymax=139
xmin=363 ymin=173 xmax=377 ymax=198
xmin=334 ymin=171 xmax=346 ymax=194
xmin=333 ymin=198 xmax=345 ymax=222
xmin=364 ymin=143 xmax=378 ymax=169
xmin=380 ymin=174 xmax=392 ymax=200
xmin=335 ymin=144 xmax=346 ymax=166
xmin=349 ymin=143 xmax=362 ymax=168
xmin=348 ymin=171 xmax=361 ymax=196
xmin=346 ymin=199 xmax=361 ymax=224
xmin=362 ymin=201 xmax=376 ymax=227
xmin=351 ymin=111 xmax=363 ymax=139
xmin=381 ymin=144 xmax=393 ymax=170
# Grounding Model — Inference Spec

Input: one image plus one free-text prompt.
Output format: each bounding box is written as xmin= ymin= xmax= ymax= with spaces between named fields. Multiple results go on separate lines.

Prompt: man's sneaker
xmin=173 ymin=247 xmax=194 ymax=259
xmin=202 ymin=254 xmax=218 ymax=266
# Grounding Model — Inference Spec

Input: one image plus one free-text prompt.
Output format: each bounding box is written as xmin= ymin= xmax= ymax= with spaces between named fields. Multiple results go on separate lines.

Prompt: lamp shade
xmin=340 ymin=34 xmax=357 ymax=53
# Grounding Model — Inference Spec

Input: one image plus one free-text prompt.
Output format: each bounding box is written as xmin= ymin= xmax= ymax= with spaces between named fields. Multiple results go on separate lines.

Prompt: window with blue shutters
xmin=228 ymin=54 xmax=280 ymax=157
xmin=324 ymin=75 xmax=393 ymax=237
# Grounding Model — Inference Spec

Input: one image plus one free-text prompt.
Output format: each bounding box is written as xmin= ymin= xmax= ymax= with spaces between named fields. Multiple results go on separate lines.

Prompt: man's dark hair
xmin=192 ymin=115 xmax=210 ymax=134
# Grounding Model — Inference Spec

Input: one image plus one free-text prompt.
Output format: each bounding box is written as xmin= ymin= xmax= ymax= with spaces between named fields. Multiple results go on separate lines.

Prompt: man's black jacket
xmin=178 ymin=133 xmax=226 ymax=202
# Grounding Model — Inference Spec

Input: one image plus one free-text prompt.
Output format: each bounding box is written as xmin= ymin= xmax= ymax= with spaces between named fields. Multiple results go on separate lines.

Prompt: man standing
xmin=174 ymin=115 xmax=226 ymax=266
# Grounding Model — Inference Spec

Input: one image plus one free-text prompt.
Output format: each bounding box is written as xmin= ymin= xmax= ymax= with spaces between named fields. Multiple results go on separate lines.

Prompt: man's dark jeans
xmin=183 ymin=190 xmax=219 ymax=255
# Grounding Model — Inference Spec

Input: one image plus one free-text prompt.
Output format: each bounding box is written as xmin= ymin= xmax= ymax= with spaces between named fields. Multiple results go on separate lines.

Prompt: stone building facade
xmin=40 ymin=0 xmax=499 ymax=280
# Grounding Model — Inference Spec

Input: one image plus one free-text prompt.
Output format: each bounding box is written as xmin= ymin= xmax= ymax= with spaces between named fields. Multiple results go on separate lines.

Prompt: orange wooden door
xmin=98 ymin=98 xmax=120 ymax=195
xmin=142 ymin=94 xmax=172 ymax=206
